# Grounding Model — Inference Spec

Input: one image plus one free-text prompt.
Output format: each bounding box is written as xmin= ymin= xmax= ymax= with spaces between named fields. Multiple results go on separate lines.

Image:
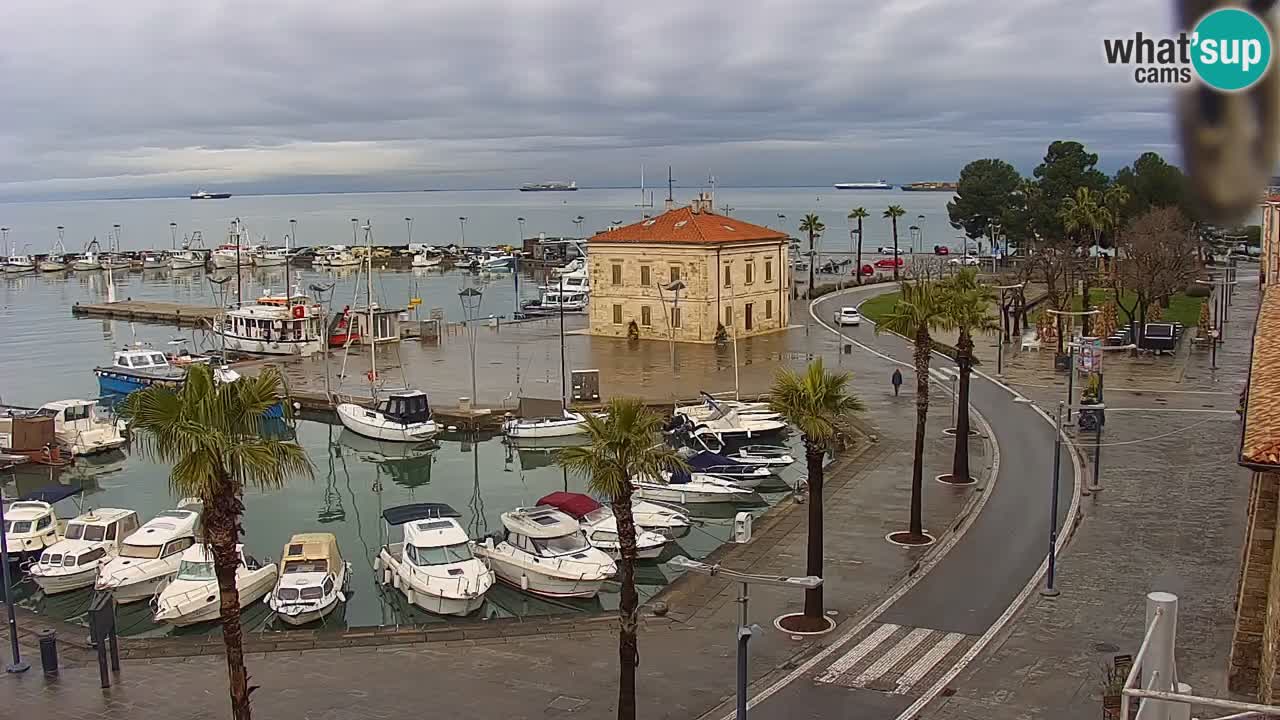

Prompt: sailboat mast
xmin=365 ymin=222 xmax=376 ymax=386
xmin=559 ymin=274 xmax=567 ymax=411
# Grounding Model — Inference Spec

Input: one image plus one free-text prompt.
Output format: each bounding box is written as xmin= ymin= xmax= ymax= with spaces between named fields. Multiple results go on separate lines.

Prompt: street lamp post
xmin=458 ymin=217 xmax=468 ymax=246
xmin=405 ymin=217 xmax=413 ymax=247
xmin=1196 ymin=277 xmax=1238 ymax=370
xmin=917 ymin=215 xmax=926 ymax=253
xmin=0 ymin=485 xmax=30 ymax=673
xmin=658 ymin=279 xmax=686 ymax=376
xmin=668 ymin=556 xmax=821 ymax=720
xmin=517 ymin=217 xmax=526 ymax=245
xmin=458 ymin=287 xmax=483 ymax=406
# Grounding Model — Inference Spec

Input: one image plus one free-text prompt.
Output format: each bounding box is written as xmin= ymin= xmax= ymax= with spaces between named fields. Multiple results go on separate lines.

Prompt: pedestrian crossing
xmin=928 ymin=367 xmax=958 ymax=383
xmin=815 ymin=623 xmax=975 ymax=696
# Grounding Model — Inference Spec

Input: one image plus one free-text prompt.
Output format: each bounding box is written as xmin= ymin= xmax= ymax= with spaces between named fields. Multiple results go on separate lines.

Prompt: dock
xmin=72 ymin=300 xmax=222 ymax=327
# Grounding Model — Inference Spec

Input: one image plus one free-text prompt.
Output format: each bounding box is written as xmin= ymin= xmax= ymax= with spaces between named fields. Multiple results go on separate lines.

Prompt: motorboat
xmin=475 ymin=505 xmax=616 ymax=598
xmin=36 ymin=399 xmax=126 ymax=456
xmin=325 ymin=251 xmax=361 ymax=267
xmin=552 ymin=258 xmax=585 ymax=275
xmin=95 ymin=503 xmax=201 ymax=604
xmin=2 ymin=486 xmax=82 ymax=557
xmin=411 ymin=252 xmax=441 ymax=268
xmin=630 ymin=498 xmax=692 ymax=538
xmin=169 ymin=250 xmax=203 ymax=269
xmin=337 ymin=390 xmax=439 ymax=443
xmin=326 ymin=305 xmax=363 ymax=347
xmin=536 ymin=492 xmax=668 ymax=560
xmin=4 ymin=254 xmax=36 ymax=274
xmin=29 ymin=508 xmax=140 ymax=594
xmin=153 ymin=544 xmax=278 ymax=627
xmin=675 ymin=399 xmax=781 ymax=423
xmin=94 ymin=345 xmax=198 ymax=395
xmin=678 ymin=394 xmax=787 ymax=443
xmin=374 ymin=503 xmax=494 ymax=616
xmin=210 ymin=219 xmax=257 ymax=269
xmin=633 ymin=470 xmax=758 ymax=504
xmin=480 ymin=252 xmax=516 ymax=271
xmin=100 ymin=254 xmax=131 ymax=271
xmin=501 ymin=410 xmax=588 ymax=439
xmin=726 ymin=445 xmax=796 ymax=469
xmin=141 ymin=251 xmax=168 ymax=269
xmin=267 ymin=533 xmax=350 ymax=626
xmin=680 ymin=450 xmax=774 ymax=484
xmin=520 ymin=288 xmax=589 ymax=316
xmin=215 ymin=291 xmax=325 ymax=357
xmin=255 ymin=247 xmax=289 ymax=267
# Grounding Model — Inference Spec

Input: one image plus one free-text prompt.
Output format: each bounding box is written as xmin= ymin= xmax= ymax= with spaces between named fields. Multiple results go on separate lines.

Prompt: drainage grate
xmin=548 ymin=695 xmax=590 ymax=712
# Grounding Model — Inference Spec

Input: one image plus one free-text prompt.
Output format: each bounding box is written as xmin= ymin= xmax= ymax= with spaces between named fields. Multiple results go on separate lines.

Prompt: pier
xmin=72 ymin=300 xmax=221 ymax=327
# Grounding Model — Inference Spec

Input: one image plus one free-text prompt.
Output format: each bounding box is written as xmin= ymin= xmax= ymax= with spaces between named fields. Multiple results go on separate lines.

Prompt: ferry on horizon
xmin=519 ymin=181 xmax=578 ymax=192
xmin=833 ymin=180 xmax=893 ymax=190
xmin=190 ymin=189 xmax=232 ymax=199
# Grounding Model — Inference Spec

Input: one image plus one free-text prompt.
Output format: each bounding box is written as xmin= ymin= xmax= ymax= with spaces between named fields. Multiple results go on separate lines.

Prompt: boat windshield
xmin=5 ymin=520 xmax=31 ymax=534
xmin=406 ymin=542 xmax=473 ymax=566
xmin=532 ymin=533 xmax=591 ymax=557
xmin=283 ymin=559 xmax=328 ymax=574
xmin=64 ymin=523 xmax=105 ymax=542
xmin=582 ymin=507 xmax=612 ymax=525
xmin=177 ymin=560 xmax=216 ymax=581
xmin=120 ymin=543 xmax=163 ymax=560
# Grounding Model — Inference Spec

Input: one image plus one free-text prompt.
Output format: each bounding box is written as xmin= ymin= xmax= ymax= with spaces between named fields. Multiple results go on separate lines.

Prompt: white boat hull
xmin=376 ymin=548 xmax=491 ymax=617
xmin=273 ymin=598 xmax=339 ymax=626
xmin=336 ymin=403 xmax=439 ymax=442
xmin=155 ymin=566 xmax=278 ymax=627
xmin=38 ymin=261 xmax=68 ymax=272
xmin=104 ymin=573 xmax=170 ymax=604
xmin=487 ymin=557 xmax=609 ymax=598
xmin=71 ymin=261 xmax=101 ymax=271
xmin=4 ymin=265 xmax=35 ymax=274
xmin=255 ymin=256 xmax=287 ymax=267
xmin=633 ymin=482 xmax=754 ymax=504
xmin=212 ymin=253 xmax=253 ymax=269
xmin=217 ymin=331 xmax=323 ymax=357
xmin=169 ymin=256 xmax=204 ymax=270
xmin=502 ymin=413 xmax=587 ymax=439
xmin=476 ymin=543 xmax=615 ymax=599
xmin=31 ymin=565 xmax=100 ymax=594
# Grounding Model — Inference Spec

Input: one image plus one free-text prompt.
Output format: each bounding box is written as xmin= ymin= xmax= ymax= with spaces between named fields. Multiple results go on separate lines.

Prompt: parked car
xmin=876 ymin=247 xmax=904 ymax=255
xmin=948 ymin=256 xmax=980 ymax=266
xmin=859 ymin=264 xmax=875 ymax=276
xmin=933 ymin=245 xmax=950 ymax=255
xmin=874 ymin=257 xmax=905 ymax=269
xmin=834 ymin=307 xmax=862 ymax=326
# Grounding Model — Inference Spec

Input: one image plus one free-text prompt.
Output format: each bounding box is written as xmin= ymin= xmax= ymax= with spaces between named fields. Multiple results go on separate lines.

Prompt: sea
xmin=0 ymin=187 xmax=940 ymax=636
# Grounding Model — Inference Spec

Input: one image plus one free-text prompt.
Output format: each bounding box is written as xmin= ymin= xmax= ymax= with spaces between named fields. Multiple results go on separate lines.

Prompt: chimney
xmin=664 ymin=197 xmax=676 ymax=211
xmin=689 ymin=191 xmax=713 ymax=214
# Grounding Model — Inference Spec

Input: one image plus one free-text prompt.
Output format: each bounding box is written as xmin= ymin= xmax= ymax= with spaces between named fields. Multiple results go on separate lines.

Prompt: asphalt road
xmin=746 ymin=286 xmax=1076 ymax=719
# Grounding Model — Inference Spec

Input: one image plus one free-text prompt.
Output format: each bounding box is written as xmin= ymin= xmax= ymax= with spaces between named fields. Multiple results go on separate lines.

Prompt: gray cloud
xmin=0 ymin=0 xmax=1180 ymax=199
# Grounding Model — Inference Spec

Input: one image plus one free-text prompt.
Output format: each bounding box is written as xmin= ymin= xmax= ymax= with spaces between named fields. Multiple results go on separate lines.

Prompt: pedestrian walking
xmin=891 ymin=368 xmax=903 ymax=396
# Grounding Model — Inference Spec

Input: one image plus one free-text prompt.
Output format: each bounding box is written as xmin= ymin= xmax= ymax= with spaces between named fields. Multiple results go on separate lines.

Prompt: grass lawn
xmin=858 ymin=291 xmax=902 ymax=324
xmin=1072 ymin=288 xmax=1204 ymax=328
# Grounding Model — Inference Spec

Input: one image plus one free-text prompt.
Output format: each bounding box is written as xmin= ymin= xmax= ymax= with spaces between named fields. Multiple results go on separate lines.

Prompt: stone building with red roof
xmin=586 ymin=192 xmax=792 ymax=343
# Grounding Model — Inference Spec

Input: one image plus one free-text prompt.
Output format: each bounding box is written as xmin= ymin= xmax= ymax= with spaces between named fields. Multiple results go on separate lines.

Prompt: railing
xmin=1122 ymin=592 xmax=1280 ymax=720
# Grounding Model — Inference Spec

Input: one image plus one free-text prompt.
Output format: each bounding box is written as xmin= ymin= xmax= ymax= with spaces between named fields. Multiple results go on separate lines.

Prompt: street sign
xmin=1078 ymin=339 xmax=1103 ymax=373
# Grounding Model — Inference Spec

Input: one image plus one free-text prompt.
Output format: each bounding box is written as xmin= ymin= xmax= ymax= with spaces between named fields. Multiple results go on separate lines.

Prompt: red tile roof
xmin=590 ymin=206 xmax=788 ymax=245
xmin=1243 ymin=286 xmax=1280 ymax=467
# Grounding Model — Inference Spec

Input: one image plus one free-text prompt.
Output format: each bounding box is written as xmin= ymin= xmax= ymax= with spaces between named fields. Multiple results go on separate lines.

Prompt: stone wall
xmin=1230 ymin=470 xmax=1280 ymax=697
xmin=587 ymin=240 xmax=791 ymax=343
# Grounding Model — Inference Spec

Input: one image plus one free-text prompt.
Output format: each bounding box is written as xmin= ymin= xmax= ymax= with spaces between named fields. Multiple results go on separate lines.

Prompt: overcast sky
xmin=0 ymin=0 xmax=1182 ymax=200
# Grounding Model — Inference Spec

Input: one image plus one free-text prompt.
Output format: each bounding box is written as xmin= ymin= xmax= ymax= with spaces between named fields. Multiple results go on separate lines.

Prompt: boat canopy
xmin=382 ymin=503 xmax=460 ymax=526
xmin=281 ymin=533 xmax=342 ymax=573
xmin=687 ymin=451 xmax=743 ymax=471
xmin=536 ymin=492 xmax=602 ymax=519
xmin=377 ymin=392 xmax=432 ymax=424
xmin=668 ymin=469 xmax=693 ymax=485
xmin=127 ymin=509 xmax=199 ymax=546
xmin=21 ymin=486 xmax=83 ymax=504
xmin=501 ymin=506 xmax=581 ymax=539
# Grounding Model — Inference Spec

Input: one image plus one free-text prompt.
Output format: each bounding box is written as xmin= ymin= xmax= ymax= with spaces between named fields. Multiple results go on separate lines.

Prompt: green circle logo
xmin=1192 ymin=8 xmax=1273 ymax=91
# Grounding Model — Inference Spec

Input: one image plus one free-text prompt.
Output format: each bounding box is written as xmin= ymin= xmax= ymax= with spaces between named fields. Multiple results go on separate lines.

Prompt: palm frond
xmin=556 ymin=397 xmax=686 ymax=500
xmin=767 ymin=358 xmax=863 ymax=450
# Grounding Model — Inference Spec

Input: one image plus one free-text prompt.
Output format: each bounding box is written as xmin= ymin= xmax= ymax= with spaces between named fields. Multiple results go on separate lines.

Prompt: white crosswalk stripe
xmin=815 ymin=623 xmax=975 ymax=697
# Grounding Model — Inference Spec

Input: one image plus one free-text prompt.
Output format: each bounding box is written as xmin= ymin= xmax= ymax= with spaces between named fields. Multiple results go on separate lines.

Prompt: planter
xmin=1102 ymin=693 xmax=1122 ymax=720
xmin=1054 ymin=353 xmax=1072 ymax=371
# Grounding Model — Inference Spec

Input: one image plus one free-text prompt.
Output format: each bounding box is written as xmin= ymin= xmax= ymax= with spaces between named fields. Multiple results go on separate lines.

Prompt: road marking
xmin=893 ymin=632 xmax=967 ymax=694
xmin=850 ymin=627 xmax=932 ymax=687
xmin=813 ymin=623 xmax=899 ymax=682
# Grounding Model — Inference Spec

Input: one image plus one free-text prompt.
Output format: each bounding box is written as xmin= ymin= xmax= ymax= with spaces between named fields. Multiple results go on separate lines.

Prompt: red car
xmin=859 ymin=264 xmax=875 ymax=276
xmin=874 ymin=257 xmax=905 ymax=269
xmin=934 ymin=245 xmax=950 ymax=255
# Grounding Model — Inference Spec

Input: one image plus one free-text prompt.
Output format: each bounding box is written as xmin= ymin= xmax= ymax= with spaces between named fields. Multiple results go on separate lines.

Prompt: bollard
xmin=38 ymin=629 xmax=58 ymax=676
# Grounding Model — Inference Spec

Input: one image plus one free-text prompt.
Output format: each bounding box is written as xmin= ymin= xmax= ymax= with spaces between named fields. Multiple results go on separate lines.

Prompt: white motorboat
xmin=480 ymin=251 xmax=516 ymax=270
xmin=680 ymin=450 xmax=774 ymax=485
xmin=37 ymin=399 xmax=126 ymax=456
xmin=537 ymin=492 xmax=668 ymax=560
xmin=96 ymin=503 xmax=201 ymax=604
xmin=630 ymin=499 xmax=692 ymax=538
xmin=169 ymin=250 xmax=203 ymax=269
xmin=215 ymin=290 xmax=325 ymax=357
xmin=502 ymin=410 xmax=588 ymax=439
xmin=29 ymin=508 xmax=140 ymax=594
xmin=337 ymin=390 xmax=439 ymax=443
xmin=71 ymin=241 xmax=104 ymax=271
xmin=141 ymin=251 xmax=168 ymax=269
xmin=325 ymin=251 xmax=361 ymax=267
xmin=374 ymin=503 xmax=494 ymax=616
xmin=255 ymin=247 xmax=289 ymax=267
xmin=681 ymin=395 xmax=787 ymax=443
xmin=411 ymin=252 xmax=441 ymax=268
xmin=633 ymin=471 xmax=758 ymax=504
xmin=267 ymin=533 xmax=350 ymax=626
xmin=4 ymin=254 xmax=36 ymax=274
xmin=475 ymin=505 xmax=616 ymax=598
xmin=100 ymin=254 xmax=131 ymax=271
xmin=2 ymin=486 xmax=83 ymax=557
xmin=153 ymin=544 xmax=278 ymax=627
xmin=520 ymin=288 xmax=589 ymax=316
xmin=675 ymin=400 xmax=781 ymax=423
xmin=552 ymin=258 xmax=585 ymax=275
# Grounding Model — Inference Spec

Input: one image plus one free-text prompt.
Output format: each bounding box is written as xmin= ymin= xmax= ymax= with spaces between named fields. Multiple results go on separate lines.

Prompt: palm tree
xmin=876 ymin=279 xmax=949 ymax=543
xmin=883 ymin=205 xmax=906 ymax=280
xmin=799 ymin=213 xmax=824 ymax=297
xmin=938 ymin=269 xmax=998 ymax=484
xmin=1103 ymin=185 xmax=1130 ymax=271
xmin=848 ymin=207 xmax=869 ymax=285
xmin=121 ymin=364 xmax=311 ymax=720
xmin=767 ymin=359 xmax=863 ymax=628
xmin=1059 ymin=187 xmax=1111 ymax=336
xmin=557 ymin=398 xmax=685 ymax=720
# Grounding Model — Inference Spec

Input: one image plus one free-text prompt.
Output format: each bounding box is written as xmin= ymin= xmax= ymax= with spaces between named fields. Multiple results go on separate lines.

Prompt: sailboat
xmin=502 ymin=275 xmax=590 ymax=439
xmin=335 ymin=221 xmax=440 ymax=443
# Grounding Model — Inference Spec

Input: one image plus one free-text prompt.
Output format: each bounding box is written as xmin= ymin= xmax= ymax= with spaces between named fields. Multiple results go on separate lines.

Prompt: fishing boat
xmin=153 ymin=544 xmax=278 ymax=627
xmin=536 ymin=492 xmax=668 ymax=560
xmin=95 ymin=502 xmax=201 ymax=604
xmin=94 ymin=344 xmax=208 ymax=395
xmin=4 ymin=253 xmax=36 ymax=274
xmin=29 ymin=508 xmax=140 ymax=594
xmin=141 ymin=250 xmax=168 ymax=269
xmin=411 ymin=252 xmax=441 ymax=268
xmin=210 ymin=219 xmax=257 ymax=269
xmin=100 ymin=254 xmax=131 ymax=271
xmin=169 ymin=231 xmax=205 ymax=270
xmin=374 ymin=503 xmax=494 ymax=616
xmin=336 ymin=222 xmax=439 ymax=442
xmin=38 ymin=231 xmax=69 ymax=271
xmin=267 ymin=532 xmax=350 ymax=626
xmin=326 ymin=305 xmax=363 ymax=347
xmin=214 ymin=289 xmax=325 ymax=357
xmin=37 ymin=399 xmax=126 ymax=456
xmin=633 ymin=470 xmax=757 ymax=504
xmin=71 ymin=240 xmax=103 ymax=271
xmin=475 ymin=505 xmax=616 ymax=598
xmin=255 ymin=235 xmax=290 ymax=267
xmin=2 ymin=486 xmax=82 ymax=558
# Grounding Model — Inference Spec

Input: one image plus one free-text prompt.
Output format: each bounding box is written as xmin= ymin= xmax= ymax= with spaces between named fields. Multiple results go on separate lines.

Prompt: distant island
xmin=900 ymin=181 xmax=957 ymax=192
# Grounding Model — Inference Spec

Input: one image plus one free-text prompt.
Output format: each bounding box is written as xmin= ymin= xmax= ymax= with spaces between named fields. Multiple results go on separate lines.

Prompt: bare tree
xmin=1032 ymin=237 xmax=1074 ymax=356
xmin=1111 ymin=206 xmax=1197 ymax=345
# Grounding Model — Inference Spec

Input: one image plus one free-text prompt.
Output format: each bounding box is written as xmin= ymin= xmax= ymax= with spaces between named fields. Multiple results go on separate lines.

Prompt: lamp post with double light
xmin=458 ymin=287 xmax=483 ymax=406
xmin=458 ymin=217 xmax=468 ymax=246
xmin=1196 ymin=276 xmax=1239 ymax=370
xmin=668 ymin=556 xmax=821 ymax=720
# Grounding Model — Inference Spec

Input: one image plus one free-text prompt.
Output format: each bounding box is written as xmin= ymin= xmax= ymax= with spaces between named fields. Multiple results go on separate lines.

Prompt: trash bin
xmin=38 ymin=629 xmax=58 ymax=675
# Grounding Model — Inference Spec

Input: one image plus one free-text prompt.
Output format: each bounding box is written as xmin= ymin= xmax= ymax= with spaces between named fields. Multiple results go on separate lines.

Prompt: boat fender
xmin=337 ymin=591 xmax=346 ymax=604
xmin=392 ymin=572 xmax=400 ymax=590
xmin=292 ymin=305 xmax=305 ymax=319
xmin=383 ymin=567 xmax=392 ymax=586
xmin=405 ymin=589 xmax=415 ymax=605
xmin=373 ymin=557 xmax=381 ymax=572
xmin=520 ymin=574 xmax=529 ymax=591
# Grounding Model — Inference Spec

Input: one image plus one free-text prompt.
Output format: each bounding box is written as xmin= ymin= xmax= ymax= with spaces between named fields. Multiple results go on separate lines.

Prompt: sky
xmin=0 ymin=0 xmax=1185 ymax=200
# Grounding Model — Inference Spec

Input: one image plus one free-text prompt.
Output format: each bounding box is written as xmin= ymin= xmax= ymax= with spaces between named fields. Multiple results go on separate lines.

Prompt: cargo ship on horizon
xmin=190 ymin=189 xmax=232 ymax=199
xmin=901 ymin=181 xmax=958 ymax=192
xmin=519 ymin=181 xmax=578 ymax=192
xmin=833 ymin=180 xmax=893 ymax=190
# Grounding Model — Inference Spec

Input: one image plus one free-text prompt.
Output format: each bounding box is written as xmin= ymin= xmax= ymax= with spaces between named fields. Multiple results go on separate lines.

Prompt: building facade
xmin=586 ymin=194 xmax=791 ymax=343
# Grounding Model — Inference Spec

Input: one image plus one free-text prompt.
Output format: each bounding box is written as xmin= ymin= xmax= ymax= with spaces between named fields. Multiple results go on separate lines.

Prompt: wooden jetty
xmin=72 ymin=300 xmax=221 ymax=327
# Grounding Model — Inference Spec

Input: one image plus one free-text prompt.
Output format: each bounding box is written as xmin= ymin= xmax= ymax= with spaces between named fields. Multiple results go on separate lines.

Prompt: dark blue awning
xmin=382 ymin=503 xmax=459 ymax=525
